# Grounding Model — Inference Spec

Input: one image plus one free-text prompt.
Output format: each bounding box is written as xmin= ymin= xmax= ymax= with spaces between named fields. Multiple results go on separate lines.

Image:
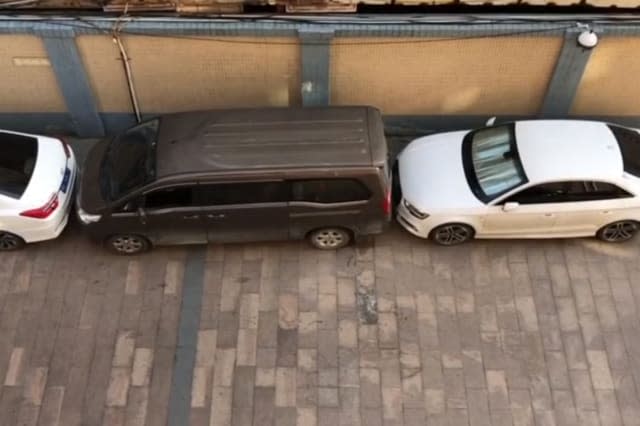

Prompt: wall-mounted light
xmin=576 ymin=23 xmax=599 ymax=49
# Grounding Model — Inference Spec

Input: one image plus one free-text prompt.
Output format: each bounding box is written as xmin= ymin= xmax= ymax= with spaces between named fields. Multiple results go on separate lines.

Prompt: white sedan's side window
xmin=504 ymin=181 xmax=631 ymax=205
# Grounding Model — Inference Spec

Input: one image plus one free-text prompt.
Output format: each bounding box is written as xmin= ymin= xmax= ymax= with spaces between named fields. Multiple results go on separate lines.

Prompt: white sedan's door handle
xmin=602 ymin=210 xmax=611 ymax=214
xmin=544 ymin=213 xmax=554 ymax=217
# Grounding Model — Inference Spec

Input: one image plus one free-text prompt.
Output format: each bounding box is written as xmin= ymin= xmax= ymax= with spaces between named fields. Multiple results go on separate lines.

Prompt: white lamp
xmin=576 ymin=23 xmax=599 ymax=49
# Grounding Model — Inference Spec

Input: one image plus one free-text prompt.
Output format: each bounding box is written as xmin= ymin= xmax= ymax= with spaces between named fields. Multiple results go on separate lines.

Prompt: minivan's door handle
xmin=183 ymin=214 xmax=200 ymax=219
xmin=206 ymin=213 xmax=226 ymax=219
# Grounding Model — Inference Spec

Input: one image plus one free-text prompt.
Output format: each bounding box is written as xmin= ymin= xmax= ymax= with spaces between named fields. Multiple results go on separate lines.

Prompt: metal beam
xmin=540 ymin=28 xmax=596 ymax=116
xmin=298 ymin=28 xmax=334 ymax=107
xmin=35 ymin=25 xmax=105 ymax=137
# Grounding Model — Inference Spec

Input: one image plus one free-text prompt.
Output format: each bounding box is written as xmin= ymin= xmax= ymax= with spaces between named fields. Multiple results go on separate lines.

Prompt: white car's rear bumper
xmin=21 ymin=150 xmax=77 ymax=243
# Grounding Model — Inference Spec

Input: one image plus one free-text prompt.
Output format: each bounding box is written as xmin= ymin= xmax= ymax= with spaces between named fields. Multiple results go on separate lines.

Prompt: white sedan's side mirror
xmin=502 ymin=201 xmax=519 ymax=212
xmin=486 ymin=117 xmax=496 ymax=127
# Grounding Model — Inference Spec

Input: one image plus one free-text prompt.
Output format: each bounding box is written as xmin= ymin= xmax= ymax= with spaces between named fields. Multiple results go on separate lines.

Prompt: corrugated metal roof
xmin=6 ymin=0 xmax=640 ymax=12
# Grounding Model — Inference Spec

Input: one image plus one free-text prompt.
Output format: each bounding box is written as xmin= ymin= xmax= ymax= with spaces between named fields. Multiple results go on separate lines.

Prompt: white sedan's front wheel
xmin=430 ymin=223 xmax=474 ymax=246
xmin=597 ymin=220 xmax=639 ymax=243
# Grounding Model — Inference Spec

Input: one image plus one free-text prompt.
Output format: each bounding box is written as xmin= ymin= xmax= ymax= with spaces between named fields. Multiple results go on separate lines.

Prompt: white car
xmin=396 ymin=119 xmax=640 ymax=245
xmin=0 ymin=130 xmax=77 ymax=250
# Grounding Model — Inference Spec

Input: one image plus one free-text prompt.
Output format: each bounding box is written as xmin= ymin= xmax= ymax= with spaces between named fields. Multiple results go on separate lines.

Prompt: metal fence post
xmin=34 ymin=25 xmax=105 ymax=137
xmin=540 ymin=27 xmax=597 ymax=117
xmin=298 ymin=28 xmax=334 ymax=107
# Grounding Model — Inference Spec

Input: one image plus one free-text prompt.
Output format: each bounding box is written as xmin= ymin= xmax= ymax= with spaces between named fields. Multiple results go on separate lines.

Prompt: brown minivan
xmin=76 ymin=106 xmax=392 ymax=254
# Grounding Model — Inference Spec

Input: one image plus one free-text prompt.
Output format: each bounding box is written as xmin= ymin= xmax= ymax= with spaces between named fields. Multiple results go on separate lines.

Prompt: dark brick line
xmin=167 ymin=246 xmax=206 ymax=426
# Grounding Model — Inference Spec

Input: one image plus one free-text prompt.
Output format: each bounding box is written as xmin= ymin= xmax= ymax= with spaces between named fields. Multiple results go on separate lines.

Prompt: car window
xmin=504 ymin=181 xmax=632 ymax=205
xmin=462 ymin=124 xmax=527 ymax=203
xmin=577 ymin=181 xmax=632 ymax=200
xmin=608 ymin=125 xmax=640 ymax=177
xmin=145 ymin=186 xmax=195 ymax=209
xmin=100 ymin=119 xmax=159 ymax=202
xmin=0 ymin=132 xmax=38 ymax=198
xmin=291 ymin=179 xmax=370 ymax=203
xmin=198 ymin=182 xmax=288 ymax=206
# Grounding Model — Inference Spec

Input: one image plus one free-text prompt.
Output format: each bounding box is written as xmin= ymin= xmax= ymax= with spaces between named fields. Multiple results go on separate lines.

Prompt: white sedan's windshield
xmin=470 ymin=125 xmax=526 ymax=200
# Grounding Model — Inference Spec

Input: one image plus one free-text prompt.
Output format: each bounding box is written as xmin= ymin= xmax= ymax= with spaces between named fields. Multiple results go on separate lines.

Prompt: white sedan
xmin=396 ymin=119 xmax=640 ymax=245
xmin=0 ymin=130 xmax=77 ymax=250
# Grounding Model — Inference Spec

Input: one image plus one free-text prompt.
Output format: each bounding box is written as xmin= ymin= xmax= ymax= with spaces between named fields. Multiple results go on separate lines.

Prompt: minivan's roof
xmin=154 ymin=106 xmax=387 ymax=178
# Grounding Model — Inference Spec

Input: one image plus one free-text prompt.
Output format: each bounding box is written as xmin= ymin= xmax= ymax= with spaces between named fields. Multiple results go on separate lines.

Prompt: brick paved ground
xmin=1 ymin=223 xmax=640 ymax=426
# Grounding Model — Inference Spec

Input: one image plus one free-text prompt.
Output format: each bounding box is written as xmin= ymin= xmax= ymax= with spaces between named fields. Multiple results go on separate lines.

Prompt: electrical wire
xmin=0 ymin=15 xmax=582 ymax=45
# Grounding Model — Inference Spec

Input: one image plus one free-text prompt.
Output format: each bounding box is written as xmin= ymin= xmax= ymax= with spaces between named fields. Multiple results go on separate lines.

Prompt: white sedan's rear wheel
xmin=430 ymin=223 xmax=474 ymax=246
xmin=0 ymin=231 xmax=26 ymax=251
xmin=597 ymin=221 xmax=639 ymax=243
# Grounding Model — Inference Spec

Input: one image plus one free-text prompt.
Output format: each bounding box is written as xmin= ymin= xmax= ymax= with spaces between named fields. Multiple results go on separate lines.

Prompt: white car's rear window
xmin=609 ymin=125 xmax=640 ymax=177
xmin=0 ymin=132 xmax=38 ymax=199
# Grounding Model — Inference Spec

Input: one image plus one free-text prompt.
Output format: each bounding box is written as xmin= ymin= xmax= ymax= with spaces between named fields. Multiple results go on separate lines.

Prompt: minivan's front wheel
xmin=430 ymin=223 xmax=474 ymax=246
xmin=106 ymin=234 xmax=151 ymax=255
xmin=308 ymin=228 xmax=351 ymax=250
xmin=597 ymin=220 xmax=639 ymax=243
xmin=0 ymin=231 xmax=25 ymax=251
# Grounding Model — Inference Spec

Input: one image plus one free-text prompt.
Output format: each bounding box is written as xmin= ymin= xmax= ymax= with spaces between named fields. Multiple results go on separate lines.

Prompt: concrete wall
xmin=572 ymin=36 xmax=640 ymax=117
xmin=331 ymin=36 xmax=562 ymax=115
xmin=0 ymin=20 xmax=640 ymax=136
xmin=76 ymin=35 xmax=301 ymax=113
xmin=0 ymin=35 xmax=66 ymax=113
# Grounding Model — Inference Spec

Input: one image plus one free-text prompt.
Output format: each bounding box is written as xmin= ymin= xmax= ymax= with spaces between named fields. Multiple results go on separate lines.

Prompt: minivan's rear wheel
xmin=430 ymin=223 xmax=474 ymax=246
xmin=0 ymin=232 xmax=25 ymax=251
xmin=106 ymin=234 xmax=151 ymax=255
xmin=597 ymin=220 xmax=639 ymax=243
xmin=308 ymin=228 xmax=351 ymax=250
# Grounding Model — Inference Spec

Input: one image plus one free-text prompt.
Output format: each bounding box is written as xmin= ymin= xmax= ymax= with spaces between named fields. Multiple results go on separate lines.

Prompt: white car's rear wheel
xmin=597 ymin=221 xmax=639 ymax=243
xmin=430 ymin=223 xmax=474 ymax=246
xmin=0 ymin=231 xmax=26 ymax=251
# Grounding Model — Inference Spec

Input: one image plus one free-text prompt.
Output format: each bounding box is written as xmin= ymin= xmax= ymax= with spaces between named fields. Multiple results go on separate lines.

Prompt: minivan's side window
xmin=198 ymin=182 xmax=288 ymax=205
xmin=292 ymin=179 xmax=370 ymax=203
xmin=145 ymin=186 xmax=195 ymax=209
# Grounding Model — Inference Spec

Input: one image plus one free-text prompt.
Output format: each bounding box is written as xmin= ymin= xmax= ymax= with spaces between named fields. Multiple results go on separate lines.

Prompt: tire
xmin=308 ymin=228 xmax=351 ymax=250
xmin=596 ymin=220 xmax=639 ymax=243
xmin=0 ymin=231 xmax=26 ymax=251
xmin=105 ymin=234 xmax=151 ymax=255
xmin=429 ymin=223 xmax=474 ymax=246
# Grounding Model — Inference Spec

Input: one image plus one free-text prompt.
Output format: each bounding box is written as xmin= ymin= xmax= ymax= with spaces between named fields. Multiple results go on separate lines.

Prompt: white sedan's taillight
xmin=77 ymin=206 xmax=102 ymax=224
xmin=20 ymin=193 xmax=59 ymax=219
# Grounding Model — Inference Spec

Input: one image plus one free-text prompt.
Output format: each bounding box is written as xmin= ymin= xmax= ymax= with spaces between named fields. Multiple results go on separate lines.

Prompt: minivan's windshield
xmin=608 ymin=125 xmax=640 ymax=177
xmin=100 ymin=119 xmax=159 ymax=201
xmin=463 ymin=124 xmax=527 ymax=203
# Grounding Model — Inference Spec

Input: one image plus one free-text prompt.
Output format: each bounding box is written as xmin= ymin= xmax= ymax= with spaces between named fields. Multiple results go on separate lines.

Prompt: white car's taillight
xmin=77 ymin=207 xmax=102 ymax=224
xmin=20 ymin=193 xmax=59 ymax=219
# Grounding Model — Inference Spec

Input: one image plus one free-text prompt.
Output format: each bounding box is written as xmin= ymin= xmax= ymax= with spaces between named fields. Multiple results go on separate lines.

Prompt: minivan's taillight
xmin=20 ymin=193 xmax=59 ymax=219
xmin=382 ymin=190 xmax=392 ymax=218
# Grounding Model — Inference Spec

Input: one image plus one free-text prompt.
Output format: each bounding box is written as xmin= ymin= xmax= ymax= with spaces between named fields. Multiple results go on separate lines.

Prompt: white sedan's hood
xmin=398 ymin=131 xmax=484 ymax=211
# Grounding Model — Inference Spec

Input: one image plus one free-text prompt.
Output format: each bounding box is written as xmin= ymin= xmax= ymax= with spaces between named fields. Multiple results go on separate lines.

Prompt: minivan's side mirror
xmin=486 ymin=116 xmax=497 ymax=127
xmin=502 ymin=201 xmax=519 ymax=212
xmin=137 ymin=207 xmax=147 ymax=224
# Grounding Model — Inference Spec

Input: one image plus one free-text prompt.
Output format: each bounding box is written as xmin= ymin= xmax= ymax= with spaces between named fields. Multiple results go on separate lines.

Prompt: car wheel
xmin=0 ymin=231 xmax=26 ymax=251
xmin=308 ymin=228 xmax=351 ymax=250
xmin=105 ymin=234 xmax=151 ymax=255
xmin=430 ymin=223 xmax=474 ymax=246
xmin=597 ymin=220 xmax=639 ymax=243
